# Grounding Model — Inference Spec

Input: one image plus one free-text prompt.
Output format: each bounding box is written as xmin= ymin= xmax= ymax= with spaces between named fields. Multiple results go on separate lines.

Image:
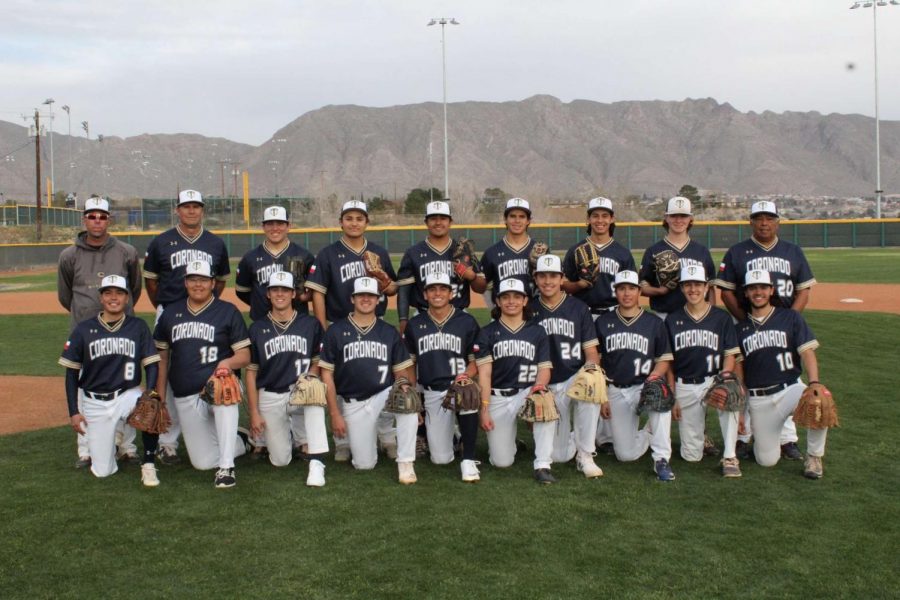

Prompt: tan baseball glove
xmin=518 ymin=384 xmax=560 ymax=423
xmin=573 ymin=241 xmax=601 ymax=284
xmin=793 ymin=383 xmax=839 ymax=429
xmin=289 ymin=373 xmax=327 ymax=407
xmin=384 ymin=376 xmax=423 ymax=414
xmin=566 ymin=362 xmax=608 ymax=404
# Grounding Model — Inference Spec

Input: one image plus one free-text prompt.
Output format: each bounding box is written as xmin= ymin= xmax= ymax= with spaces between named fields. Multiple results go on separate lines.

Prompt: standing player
xmin=235 ymin=205 xmax=315 ymax=458
xmin=595 ymin=271 xmax=676 ymax=481
xmin=562 ymin=197 xmax=635 ymax=456
xmin=246 ymin=272 xmax=328 ymax=486
xmin=665 ymin=266 xmax=742 ymax=477
xmin=154 ymin=261 xmax=251 ymax=488
xmin=402 ymin=273 xmax=482 ymax=482
xmin=476 ymin=279 xmax=555 ymax=483
xmin=479 ymin=198 xmax=544 ymax=302
xmin=715 ymin=200 xmax=816 ymax=461
xmin=58 ymin=275 xmax=162 ymax=487
xmin=58 ymin=197 xmax=142 ymax=467
xmin=639 ymin=197 xmax=716 ymax=320
xmin=318 ymin=277 xmax=417 ymax=483
xmin=143 ymin=189 xmax=231 ymax=465
xmin=734 ymin=270 xmax=830 ymax=479
xmin=531 ymin=254 xmax=605 ymax=478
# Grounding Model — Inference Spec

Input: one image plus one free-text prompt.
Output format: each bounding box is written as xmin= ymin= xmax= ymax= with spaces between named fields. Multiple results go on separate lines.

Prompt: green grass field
xmin=1 ymin=309 xmax=899 ymax=598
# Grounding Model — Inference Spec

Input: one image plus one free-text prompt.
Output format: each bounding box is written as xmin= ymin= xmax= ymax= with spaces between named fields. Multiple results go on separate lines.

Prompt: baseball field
xmin=1 ymin=248 xmax=898 ymax=598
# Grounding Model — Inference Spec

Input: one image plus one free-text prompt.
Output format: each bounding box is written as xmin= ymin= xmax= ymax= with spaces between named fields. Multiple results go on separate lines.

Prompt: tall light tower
xmin=427 ymin=17 xmax=459 ymax=200
xmin=850 ymin=0 xmax=899 ymax=219
xmin=61 ymin=105 xmax=71 ymax=190
xmin=42 ymin=98 xmax=55 ymax=198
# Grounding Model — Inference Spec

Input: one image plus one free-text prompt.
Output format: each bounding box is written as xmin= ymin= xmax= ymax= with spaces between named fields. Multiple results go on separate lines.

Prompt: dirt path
xmin=1 ymin=376 xmax=69 ymax=435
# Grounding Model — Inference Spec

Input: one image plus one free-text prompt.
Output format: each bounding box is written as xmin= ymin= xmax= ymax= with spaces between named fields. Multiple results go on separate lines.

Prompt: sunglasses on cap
xmin=85 ymin=214 xmax=109 ymax=221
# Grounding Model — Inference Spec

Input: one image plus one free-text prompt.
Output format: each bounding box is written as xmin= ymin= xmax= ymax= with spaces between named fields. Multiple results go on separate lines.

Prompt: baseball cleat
xmin=141 ymin=463 xmax=160 ymax=487
xmin=803 ymin=455 xmax=823 ymax=479
xmin=334 ymin=446 xmax=351 ymax=462
xmin=460 ymin=459 xmax=481 ymax=483
xmin=117 ymin=451 xmax=141 ymax=466
xmin=654 ymin=458 xmax=676 ymax=482
xmin=576 ymin=452 xmax=604 ymax=479
xmin=721 ymin=457 xmax=742 ymax=478
xmin=306 ymin=460 xmax=326 ymax=487
xmin=236 ymin=427 xmax=253 ymax=454
xmin=156 ymin=446 xmax=181 ymax=465
xmin=398 ymin=461 xmax=417 ymax=485
xmin=381 ymin=441 xmax=398 ymax=460
xmin=415 ymin=435 xmax=429 ymax=459
xmin=74 ymin=456 xmax=92 ymax=469
xmin=515 ymin=438 xmax=529 ymax=454
xmin=735 ymin=440 xmax=754 ymax=461
xmin=214 ymin=468 xmax=236 ymax=488
xmin=781 ymin=442 xmax=803 ymax=461
xmin=534 ymin=468 xmax=557 ymax=485
xmin=703 ymin=436 xmax=721 ymax=457
xmin=249 ymin=446 xmax=269 ymax=461
xmin=597 ymin=442 xmax=616 ymax=456
xmin=293 ymin=444 xmax=310 ymax=461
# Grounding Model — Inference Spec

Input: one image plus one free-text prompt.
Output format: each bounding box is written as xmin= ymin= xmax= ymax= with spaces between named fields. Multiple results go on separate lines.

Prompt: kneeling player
xmin=246 ymin=272 xmax=328 ymax=486
xmin=532 ymin=254 xmax=606 ymax=478
xmin=735 ymin=270 xmax=830 ymax=479
xmin=595 ymin=271 xmax=676 ymax=481
xmin=476 ymin=279 xmax=556 ymax=483
xmin=403 ymin=273 xmax=482 ymax=481
xmin=154 ymin=261 xmax=252 ymax=488
xmin=665 ymin=267 xmax=742 ymax=476
xmin=58 ymin=275 xmax=163 ymax=487
xmin=319 ymin=277 xmax=418 ymax=483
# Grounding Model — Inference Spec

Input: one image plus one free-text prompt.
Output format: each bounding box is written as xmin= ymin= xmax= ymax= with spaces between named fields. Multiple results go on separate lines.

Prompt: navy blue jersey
xmin=562 ymin=238 xmax=635 ymax=312
xmin=715 ymin=237 xmax=816 ymax=312
xmin=235 ymin=241 xmax=315 ymax=320
xmin=153 ymin=298 xmax=250 ymax=397
xmin=639 ymin=238 xmax=716 ymax=314
xmin=403 ymin=308 xmax=480 ymax=390
xmin=143 ymin=227 xmax=230 ymax=307
xmin=736 ymin=307 xmax=818 ymax=389
xmin=595 ymin=309 xmax=673 ymax=386
xmin=305 ymin=239 xmax=396 ymax=322
xmin=59 ymin=315 xmax=160 ymax=393
xmin=248 ymin=312 xmax=324 ymax=393
xmin=665 ymin=305 xmax=740 ymax=380
xmin=480 ymin=237 xmax=543 ymax=299
xmin=532 ymin=296 xmax=599 ymax=384
xmin=475 ymin=319 xmax=552 ymax=390
xmin=319 ymin=317 xmax=413 ymax=399
xmin=396 ymin=238 xmax=480 ymax=311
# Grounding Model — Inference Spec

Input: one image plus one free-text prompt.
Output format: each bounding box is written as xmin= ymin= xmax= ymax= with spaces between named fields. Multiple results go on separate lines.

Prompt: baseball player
xmin=595 ymin=270 xmax=676 ymax=481
xmin=58 ymin=197 xmax=142 ymax=468
xmin=402 ymin=273 xmax=482 ymax=481
xmin=143 ymin=189 xmax=231 ymax=465
xmin=479 ymin=198 xmax=544 ymax=303
xmin=665 ymin=266 xmax=742 ymax=476
xmin=319 ymin=277 xmax=417 ymax=483
xmin=561 ymin=197 xmax=635 ymax=456
xmin=58 ymin=275 xmax=162 ymax=487
xmin=734 ymin=270 xmax=829 ymax=479
xmin=235 ymin=205 xmax=315 ymax=459
xmin=246 ymin=272 xmax=328 ymax=486
xmin=476 ymin=279 xmax=556 ymax=483
xmin=153 ymin=261 xmax=251 ymax=488
xmin=531 ymin=254 xmax=606 ymax=478
xmin=715 ymin=200 xmax=816 ymax=461
xmin=639 ymin=196 xmax=716 ymax=321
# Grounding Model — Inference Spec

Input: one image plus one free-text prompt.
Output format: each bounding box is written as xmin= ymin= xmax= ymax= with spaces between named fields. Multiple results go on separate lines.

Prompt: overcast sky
xmin=2 ymin=0 xmax=898 ymax=146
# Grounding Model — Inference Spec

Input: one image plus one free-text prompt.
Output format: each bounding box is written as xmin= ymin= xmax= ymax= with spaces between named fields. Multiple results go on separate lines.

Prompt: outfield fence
xmin=0 ymin=205 xmax=82 ymax=228
xmin=0 ymin=218 xmax=897 ymax=271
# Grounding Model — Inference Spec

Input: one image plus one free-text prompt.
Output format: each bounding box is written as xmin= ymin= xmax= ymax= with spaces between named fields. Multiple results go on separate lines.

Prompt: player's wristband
xmin=808 ymin=380 xmax=820 ymax=385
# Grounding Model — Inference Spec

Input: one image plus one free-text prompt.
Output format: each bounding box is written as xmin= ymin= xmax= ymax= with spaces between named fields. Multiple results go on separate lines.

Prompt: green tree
xmin=405 ymin=188 xmax=443 ymax=214
xmin=483 ymin=187 xmax=510 ymax=203
xmin=677 ymin=184 xmax=700 ymax=203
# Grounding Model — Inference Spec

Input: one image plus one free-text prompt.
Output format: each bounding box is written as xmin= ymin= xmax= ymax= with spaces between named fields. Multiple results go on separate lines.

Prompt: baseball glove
xmin=441 ymin=374 xmax=482 ymax=412
xmin=199 ymin=368 xmax=245 ymax=406
xmin=384 ymin=376 xmax=423 ymax=414
xmin=566 ymin=362 xmax=608 ymax=404
xmin=528 ymin=242 xmax=550 ymax=271
xmin=518 ymin=384 xmax=560 ymax=423
xmin=126 ymin=390 xmax=171 ymax=434
xmin=452 ymin=237 xmax=480 ymax=278
xmin=286 ymin=257 xmax=306 ymax=291
xmin=701 ymin=371 xmax=747 ymax=412
xmin=289 ymin=373 xmax=327 ymax=407
xmin=793 ymin=383 xmax=839 ymax=429
xmin=573 ymin=241 xmax=601 ymax=284
xmin=636 ymin=375 xmax=675 ymax=414
xmin=653 ymin=249 xmax=681 ymax=290
xmin=363 ymin=250 xmax=393 ymax=292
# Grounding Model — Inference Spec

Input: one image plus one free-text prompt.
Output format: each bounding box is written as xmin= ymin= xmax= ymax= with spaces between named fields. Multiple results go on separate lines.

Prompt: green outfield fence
xmin=0 ymin=205 xmax=82 ymax=228
xmin=0 ymin=219 xmax=897 ymax=271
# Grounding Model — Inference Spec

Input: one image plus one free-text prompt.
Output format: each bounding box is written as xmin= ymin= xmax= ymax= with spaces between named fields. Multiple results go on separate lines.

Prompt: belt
xmin=677 ymin=376 xmax=709 ymax=385
xmin=85 ymin=389 xmax=124 ymax=401
xmin=491 ymin=388 xmax=520 ymax=397
xmin=424 ymin=386 xmax=448 ymax=393
xmin=748 ymin=381 xmax=794 ymax=397
xmin=342 ymin=397 xmax=364 ymax=403
xmin=610 ymin=382 xmax=641 ymax=389
xmin=267 ymin=387 xmax=291 ymax=394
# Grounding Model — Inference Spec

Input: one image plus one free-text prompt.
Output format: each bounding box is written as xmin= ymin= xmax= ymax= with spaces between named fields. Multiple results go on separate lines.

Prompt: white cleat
xmin=576 ymin=452 xmax=604 ymax=479
xmin=306 ymin=460 xmax=326 ymax=487
xmin=460 ymin=459 xmax=481 ymax=483
xmin=398 ymin=461 xmax=417 ymax=485
xmin=141 ymin=463 xmax=160 ymax=487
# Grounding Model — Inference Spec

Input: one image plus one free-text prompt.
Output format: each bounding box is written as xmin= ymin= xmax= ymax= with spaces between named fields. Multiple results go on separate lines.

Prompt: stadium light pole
xmin=427 ymin=17 xmax=459 ymax=201
xmin=61 ymin=105 xmax=71 ymax=191
xmin=42 ymin=98 xmax=55 ymax=199
xmin=850 ymin=0 xmax=898 ymax=219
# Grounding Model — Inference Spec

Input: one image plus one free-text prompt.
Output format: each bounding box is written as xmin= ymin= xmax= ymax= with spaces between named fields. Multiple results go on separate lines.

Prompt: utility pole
xmin=34 ymin=109 xmax=42 ymax=241
xmin=218 ymin=159 xmax=231 ymax=198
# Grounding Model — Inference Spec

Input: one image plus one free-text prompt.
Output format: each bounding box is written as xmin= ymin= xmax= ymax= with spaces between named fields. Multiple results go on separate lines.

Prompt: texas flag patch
xmin=308 ymin=265 xmax=317 ymax=275
xmin=718 ymin=262 xmax=726 ymax=273
xmin=64 ymin=340 xmax=71 ymax=350
xmin=472 ymin=343 xmax=480 ymax=353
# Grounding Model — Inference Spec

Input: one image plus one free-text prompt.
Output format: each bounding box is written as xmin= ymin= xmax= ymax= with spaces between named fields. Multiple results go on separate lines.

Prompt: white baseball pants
xmin=423 ymin=389 xmax=457 ymax=465
xmin=341 ymin=387 xmax=417 ymax=470
xmin=76 ymin=384 xmax=136 ymax=458
xmin=608 ymin=384 xmax=672 ymax=462
xmin=549 ymin=378 xmax=600 ymax=462
xmin=80 ymin=387 xmax=143 ymax=478
xmin=485 ymin=389 xmax=555 ymax=470
xmin=258 ymin=389 xmax=328 ymax=466
xmin=172 ymin=393 xmax=246 ymax=470
xmin=675 ymin=378 xmax=739 ymax=461
xmin=748 ymin=382 xmax=828 ymax=467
